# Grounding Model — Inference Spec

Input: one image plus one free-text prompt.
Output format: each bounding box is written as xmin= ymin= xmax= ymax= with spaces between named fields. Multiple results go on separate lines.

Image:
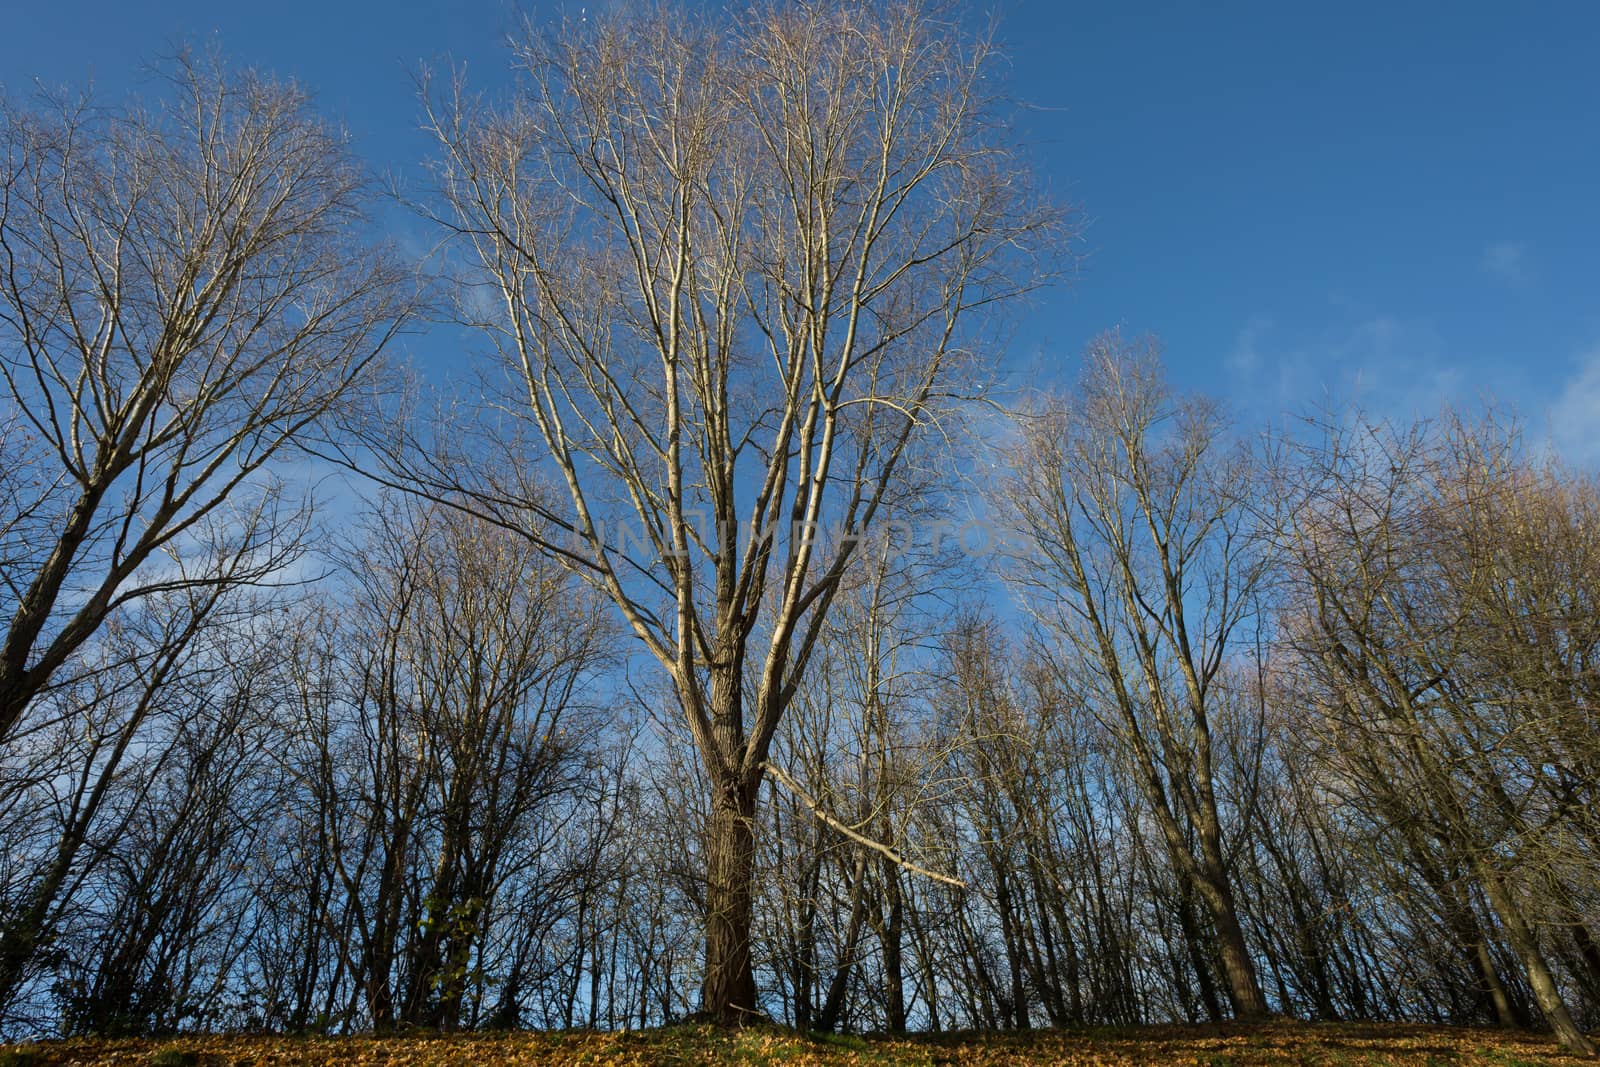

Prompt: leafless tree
xmin=416 ymin=0 xmax=1063 ymax=1022
xmin=50 ymin=601 xmax=294 ymax=1035
xmin=0 ymin=51 xmax=415 ymax=750
xmin=758 ymin=529 xmax=968 ymax=1032
xmin=293 ymin=494 xmax=614 ymax=1032
xmin=0 ymin=565 xmax=272 ymax=1021
xmin=1276 ymin=410 xmax=1599 ymax=1054
xmin=1000 ymin=333 xmax=1273 ymax=1019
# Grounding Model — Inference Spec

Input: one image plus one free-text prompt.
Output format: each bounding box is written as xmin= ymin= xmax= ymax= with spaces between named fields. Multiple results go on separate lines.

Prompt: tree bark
xmin=1570 ymin=921 xmax=1600 ymax=1003
xmin=1173 ymin=872 xmax=1225 ymax=1023
xmin=701 ymin=772 xmax=761 ymax=1024
xmin=1472 ymin=936 xmax=1521 ymax=1029
xmin=1202 ymin=876 xmax=1272 ymax=1021
xmin=1193 ymin=821 xmax=1271 ymax=1020
xmin=816 ymin=855 xmax=869 ymax=1033
xmin=1474 ymin=861 xmax=1597 ymax=1056
xmin=882 ymin=871 xmax=906 ymax=1034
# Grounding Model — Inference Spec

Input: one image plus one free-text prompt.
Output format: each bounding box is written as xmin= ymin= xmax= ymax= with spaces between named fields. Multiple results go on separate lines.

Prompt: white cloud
xmin=1225 ymin=315 xmax=1272 ymax=373
xmin=1481 ymin=240 xmax=1529 ymax=285
xmin=1549 ymin=347 xmax=1600 ymax=468
xmin=1220 ymin=311 xmax=1482 ymax=428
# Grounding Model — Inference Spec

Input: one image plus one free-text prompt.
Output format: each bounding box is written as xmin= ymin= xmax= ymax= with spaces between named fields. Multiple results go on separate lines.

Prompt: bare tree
xmin=0 ymin=558 xmax=275 ymax=1021
xmin=0 ymin=52 xmax=414 ymax=750
xmin=51 ymin=602 xmax=294 ymax=1035
xmin=290 ymin=495 xmax=613 ymax=1032
xmin=758 ymin=529 xmax=968 ymax=1032
xmin=1001 ymin=334 xmax=1273 ymax=1019
xmin=1277 ymin=410 xmax=1599 ymax=1054
xmin=418 ymin=0 xmax=1062 ymax=1022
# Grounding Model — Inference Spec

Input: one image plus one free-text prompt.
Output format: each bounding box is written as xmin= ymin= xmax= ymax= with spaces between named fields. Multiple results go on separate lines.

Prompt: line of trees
xmin=1 ymin=1 xmax=1595 ymax=1054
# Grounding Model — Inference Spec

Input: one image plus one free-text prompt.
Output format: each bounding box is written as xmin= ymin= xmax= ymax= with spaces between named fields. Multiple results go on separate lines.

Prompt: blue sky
xmin=4 ymin=0 xmax=1597 ymax=463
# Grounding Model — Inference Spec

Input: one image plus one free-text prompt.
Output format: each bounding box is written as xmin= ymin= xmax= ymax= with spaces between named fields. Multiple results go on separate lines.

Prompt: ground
xmin=0 ymin=1021 xmax=1592 ymax=1066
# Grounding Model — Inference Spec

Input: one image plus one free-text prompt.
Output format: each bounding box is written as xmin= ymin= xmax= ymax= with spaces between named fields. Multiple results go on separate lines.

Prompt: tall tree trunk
xmin=1472 ymin=936 xmax=1521 ymax=1029
xmin=701 ymin=772 xmax=760 ymax=1024
xmin=1474 ymin=861 xmax=1597 ymax=1056
xmin=1570 ymin=921 xmax=1600 ymax=1003
xmin=1173 ymin=873 xmax=1225 ymax=1023
xmin=880 ymin=867 xmax=906 ymax=1034
xmin=791 ymin=848 xmax=822 ymax=1031
xmin=1189 ymin=862 xmax=1270 ymax=1020
xmin=816 ymin=854 xmax=869 ymax=1033
xmin=1195 ymin=807 xmax=1271 ymax=1020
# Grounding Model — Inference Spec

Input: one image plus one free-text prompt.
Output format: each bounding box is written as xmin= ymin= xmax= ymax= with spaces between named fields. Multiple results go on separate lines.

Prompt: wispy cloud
xmin=1225 ymin=315 xmax=1272 ymax=373
xmin=1220 ymin=311 xmax=1499 ymax=428
xmin=1481 ymin=240 xmax=1530 ymax=285
xmin=1549 ymin=346 xmax=1600 ymax=467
